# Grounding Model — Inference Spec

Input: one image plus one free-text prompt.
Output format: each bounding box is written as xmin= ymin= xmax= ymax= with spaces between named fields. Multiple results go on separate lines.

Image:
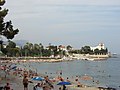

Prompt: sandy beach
xmin=0 ymin=60 xmax=113 ymax=90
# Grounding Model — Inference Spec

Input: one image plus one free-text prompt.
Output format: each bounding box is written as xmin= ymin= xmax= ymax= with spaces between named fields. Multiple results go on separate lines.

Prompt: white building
xmin=90 ymin=43 xmax=105 ymax=51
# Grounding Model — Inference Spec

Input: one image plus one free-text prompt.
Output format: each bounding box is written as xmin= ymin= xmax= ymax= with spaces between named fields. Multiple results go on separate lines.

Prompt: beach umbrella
xmin=57 ymin=81 xmax=71 ymax=85
xmin=32 ymin=77 xmax=44 ymax=81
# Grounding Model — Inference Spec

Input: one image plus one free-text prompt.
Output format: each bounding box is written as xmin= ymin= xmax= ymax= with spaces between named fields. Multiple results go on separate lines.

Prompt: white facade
xmin=90 ymin=43 xmax=105 ymax=51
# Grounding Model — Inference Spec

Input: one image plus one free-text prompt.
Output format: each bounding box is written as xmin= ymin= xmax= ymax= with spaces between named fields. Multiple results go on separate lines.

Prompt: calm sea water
xmin=20 ymin=56 xmax=120 ymax=89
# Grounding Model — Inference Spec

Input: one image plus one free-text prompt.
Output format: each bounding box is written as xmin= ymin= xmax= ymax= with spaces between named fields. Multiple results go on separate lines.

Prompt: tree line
xmin=1 ymin=41 xmax=71 ymax=57
xmin=1 ymin=41 xmax=108 ymax=57
xmin=69 ymin=46 xmax=108 ymax=55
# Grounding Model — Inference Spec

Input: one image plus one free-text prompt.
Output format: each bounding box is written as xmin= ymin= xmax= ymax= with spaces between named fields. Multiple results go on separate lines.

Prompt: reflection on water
xmin=20 ymin=57 xmax=120 ymax=89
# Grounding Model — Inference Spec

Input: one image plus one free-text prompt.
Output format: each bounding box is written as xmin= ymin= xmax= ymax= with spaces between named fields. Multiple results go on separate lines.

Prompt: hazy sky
xmin=4 ymin=0 xmax=120 ymax=53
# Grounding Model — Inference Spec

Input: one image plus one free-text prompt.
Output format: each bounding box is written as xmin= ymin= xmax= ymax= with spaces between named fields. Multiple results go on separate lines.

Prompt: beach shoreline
xmin=0 ymin=60 xmax=116 ymax=90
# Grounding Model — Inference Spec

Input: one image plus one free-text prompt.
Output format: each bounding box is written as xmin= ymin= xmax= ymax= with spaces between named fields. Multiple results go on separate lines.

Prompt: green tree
xmin=33 ymin=43 xmax=40 ymax=56
xmin=5 ymin=41 xmax=20 ymax=56
xmin=48 ymin=45 xmax=58 ymax=57
xmin=66 ymin=45 xmax=72 ymax=51
xmin=39 ymin=43 xmax=43 ymax=57
xmin=0 ymin=0 xmax=19 ymax=55
xmin=42 ymin=49 xmax=51 ymax=57
xmin=28 ymin=42 xmax=33 ymax=56
xmin=23 ymin=42 xmax=29 ymax=56
xmin=100 ymin=48 xmax=108 ymax=55
xmin=7 ymin=40 xmax=16 ymax=48
xmin=94 ymin=48 xmax=100 ymax=55
xmin=80 ymin=46 xmax=92 ymax=54
xmin=0 ymin=0 xmax=19 ymax=40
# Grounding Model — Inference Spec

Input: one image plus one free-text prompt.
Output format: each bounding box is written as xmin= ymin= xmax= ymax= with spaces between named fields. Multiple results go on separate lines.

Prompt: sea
xmin=19 ymin=55 xmax=120 ymax=89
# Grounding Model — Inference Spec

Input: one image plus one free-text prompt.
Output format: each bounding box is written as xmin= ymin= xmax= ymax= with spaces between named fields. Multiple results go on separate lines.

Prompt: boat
xmin=111 ymin=53 xmax=117 ymax=58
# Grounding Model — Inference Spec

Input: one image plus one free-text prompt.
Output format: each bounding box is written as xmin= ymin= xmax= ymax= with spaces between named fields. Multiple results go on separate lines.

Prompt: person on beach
xmin=33 ymin=83 xmax=43 ymax=90
xmin=60 ymin=70 xmax=62 ymax=75
xmin=77 ymin=82 xmax=82 ymax=87
xmin=66 ymin=77 xmax=70 ymax=82
xmin=75 ymin=76 xmax=78 ymax=82
xmin=44 ymin=79 xmax=54 ymax=89
xmin=4 ymin=83 xmax=11 ymax=90
xmin=23 ymin=76 xmax=29 ymax=90
xmin=63 ymin=85 xmax=66 ymax=90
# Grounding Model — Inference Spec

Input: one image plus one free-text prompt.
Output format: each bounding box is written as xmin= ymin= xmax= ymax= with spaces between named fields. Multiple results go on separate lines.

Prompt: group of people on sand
xmin=1 ymin=62 xmax=69 ymax=90
xmin=0 ymin=62 xmax=76 ymax=90
xmin=22 ymin=75 xmax=54 ymax=90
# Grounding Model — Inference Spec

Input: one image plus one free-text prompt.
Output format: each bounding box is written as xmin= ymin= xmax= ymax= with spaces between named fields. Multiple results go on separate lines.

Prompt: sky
xmin=3 ymin=0 xmax=120 ymax=53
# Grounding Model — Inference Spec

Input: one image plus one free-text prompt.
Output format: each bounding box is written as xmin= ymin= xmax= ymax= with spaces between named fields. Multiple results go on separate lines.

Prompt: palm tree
xmin=33 ymin=43 xmax=40 ymax=56
xmin=39 ymin=43 xmax=43 ymax=57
